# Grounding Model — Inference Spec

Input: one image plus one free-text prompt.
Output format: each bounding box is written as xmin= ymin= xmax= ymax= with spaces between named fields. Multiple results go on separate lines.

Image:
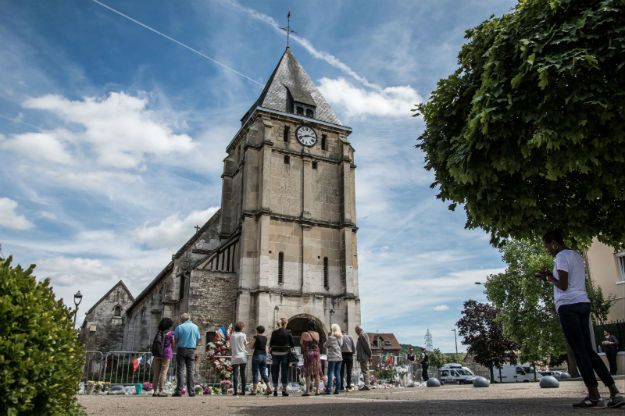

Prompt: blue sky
xmin=0 ymin=0 xmax=517 ymax=352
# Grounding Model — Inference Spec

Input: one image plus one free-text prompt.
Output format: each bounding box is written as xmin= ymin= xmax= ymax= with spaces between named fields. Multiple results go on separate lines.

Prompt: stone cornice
xmin=241 ymin=209 xmax=358 ymax=231
xmin=239 ymin=285 xmax=359 ymax=301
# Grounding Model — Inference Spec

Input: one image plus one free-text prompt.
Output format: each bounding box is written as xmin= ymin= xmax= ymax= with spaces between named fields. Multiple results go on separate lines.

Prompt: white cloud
xmin=0 ymin=197 xmax=33 ymax=230
xmin=0 ymin=131 xmax=73 ymax=164
xmin=135 ymin=207 xmax=219 ymax=249
xmin=434 ymin=304 xmax=450 ymax=312
xmin=37 ymin=211 xmax=57 ymax=220
xmin=318 ymin=77 xmax=421 ymax=118
xmin=22 ymin=92 xmax=194 ymax=169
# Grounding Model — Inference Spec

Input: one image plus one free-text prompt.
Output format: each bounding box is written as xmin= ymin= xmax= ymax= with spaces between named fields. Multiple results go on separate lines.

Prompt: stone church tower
xmin=121 ymin=48 xmax=360 ymax=351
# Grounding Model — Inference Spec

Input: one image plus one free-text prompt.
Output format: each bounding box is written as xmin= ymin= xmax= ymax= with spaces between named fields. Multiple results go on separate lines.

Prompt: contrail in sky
xmin=223 ymin=0 xmax=383 ymax=92
xmin=90 ymin=0 xmax=263 ymax=87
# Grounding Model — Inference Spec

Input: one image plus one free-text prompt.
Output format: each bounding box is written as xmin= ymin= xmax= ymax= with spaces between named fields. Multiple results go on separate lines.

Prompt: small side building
xmin=368 ymin=332 xmax=402 ymax=367
xmin=79 ymin=281 xmax=134 ymax=352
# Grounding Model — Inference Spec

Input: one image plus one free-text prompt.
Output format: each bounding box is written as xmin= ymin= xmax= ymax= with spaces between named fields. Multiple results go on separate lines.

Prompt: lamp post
xmin=73 ymin=290 xmax=83 ymax=329
xmin=451 ymin=328 xmax=458 ymax=356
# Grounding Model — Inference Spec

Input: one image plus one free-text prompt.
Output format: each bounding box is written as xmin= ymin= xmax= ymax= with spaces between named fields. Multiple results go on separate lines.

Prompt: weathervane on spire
xmin=280 ymin=10 xmax=296 ymax=48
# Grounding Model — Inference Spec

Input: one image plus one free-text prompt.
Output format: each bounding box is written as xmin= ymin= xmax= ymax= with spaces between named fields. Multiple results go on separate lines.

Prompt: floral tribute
xmin=205 ymin=324 xmax=233 ymax=381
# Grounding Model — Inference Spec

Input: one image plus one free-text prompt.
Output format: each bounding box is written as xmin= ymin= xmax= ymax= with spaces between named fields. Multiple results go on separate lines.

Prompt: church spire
xmin=240 ymin=48 xmax=344 ymax=127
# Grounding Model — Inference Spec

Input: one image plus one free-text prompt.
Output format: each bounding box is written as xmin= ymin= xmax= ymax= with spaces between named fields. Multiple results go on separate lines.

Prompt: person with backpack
xmin=151 ymin=317 xmax=175 ymax=397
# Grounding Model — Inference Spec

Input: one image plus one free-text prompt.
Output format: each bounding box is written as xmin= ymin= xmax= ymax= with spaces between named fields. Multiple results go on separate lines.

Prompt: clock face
xmin=296 ymin=125 xmax=317 ymax=147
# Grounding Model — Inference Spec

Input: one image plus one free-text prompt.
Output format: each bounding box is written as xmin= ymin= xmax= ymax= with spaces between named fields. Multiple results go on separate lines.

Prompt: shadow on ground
xmin=233 ymin=397 xmax=602 ymax=416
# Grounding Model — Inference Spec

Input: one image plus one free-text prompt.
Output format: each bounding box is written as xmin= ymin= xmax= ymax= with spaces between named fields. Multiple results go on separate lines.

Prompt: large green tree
xmin=417 ymin=0 xmax=625 ymax=248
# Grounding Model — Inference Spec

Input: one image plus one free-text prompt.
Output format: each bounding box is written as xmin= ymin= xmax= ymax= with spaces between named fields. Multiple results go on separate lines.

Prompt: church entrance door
xmin=287 ymin=314 xmax=327 ymax=353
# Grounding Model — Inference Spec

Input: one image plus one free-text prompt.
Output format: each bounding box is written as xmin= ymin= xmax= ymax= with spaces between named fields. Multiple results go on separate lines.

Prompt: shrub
xmin=0 ymin=256 xmax=85 ymax=415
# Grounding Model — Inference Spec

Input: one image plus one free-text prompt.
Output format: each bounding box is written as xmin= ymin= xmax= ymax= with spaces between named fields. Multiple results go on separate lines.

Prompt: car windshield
xmin=458 ymin=369 xmax=473 ymax=375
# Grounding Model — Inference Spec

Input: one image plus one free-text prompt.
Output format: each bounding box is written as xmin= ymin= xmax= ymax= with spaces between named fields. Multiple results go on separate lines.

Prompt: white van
xmin=494 ymin=364 xmax=540 ymax=383
xmin=439 ymin=363 xmax=477 ymax=385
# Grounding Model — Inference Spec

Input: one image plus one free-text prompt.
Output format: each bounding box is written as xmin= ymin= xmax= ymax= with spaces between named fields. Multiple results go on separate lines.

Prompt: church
xmin=86 ymin=47 xmax=361 ymax=354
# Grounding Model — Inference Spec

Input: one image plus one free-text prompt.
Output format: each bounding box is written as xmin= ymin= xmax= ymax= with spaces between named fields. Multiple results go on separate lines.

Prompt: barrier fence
xmin=82 ymin=351 xmax=471 ymax=390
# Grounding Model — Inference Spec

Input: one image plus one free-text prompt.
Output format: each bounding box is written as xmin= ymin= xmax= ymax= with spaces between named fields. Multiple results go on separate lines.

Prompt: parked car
xmin=439 ymin=363 xmax=477 ymax=385
xmin=539 ymin=370 xmax=570 ymax=380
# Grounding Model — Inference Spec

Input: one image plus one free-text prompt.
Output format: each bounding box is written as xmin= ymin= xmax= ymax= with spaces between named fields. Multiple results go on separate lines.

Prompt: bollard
xmin=539 ymin=376 xmax=560 ymax=388
xmin=426 ymin=378 xmax=441 ymax=387
xmin=473 ymin=376 xmax=490 ymax=387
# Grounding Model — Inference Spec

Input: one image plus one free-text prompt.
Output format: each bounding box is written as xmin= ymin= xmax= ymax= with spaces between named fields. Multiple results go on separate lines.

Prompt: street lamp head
xmin=74 ymin=290 xmax=83 ymax=307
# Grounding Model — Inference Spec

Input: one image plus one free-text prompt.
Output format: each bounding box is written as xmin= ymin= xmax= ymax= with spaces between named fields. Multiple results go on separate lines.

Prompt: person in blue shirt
xmin=172 ymin=313 xmax=201 ymax=397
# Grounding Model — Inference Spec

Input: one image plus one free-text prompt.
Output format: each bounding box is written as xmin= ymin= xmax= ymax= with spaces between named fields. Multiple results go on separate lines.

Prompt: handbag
xmin=287 ymin=348 xmax=299 ymax=364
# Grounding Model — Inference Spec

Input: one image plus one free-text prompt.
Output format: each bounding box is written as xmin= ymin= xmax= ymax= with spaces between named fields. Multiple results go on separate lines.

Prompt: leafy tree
xmin=586 ymin=278 xmax=617 ymax=326
xmin=426 ymin=348 xmax=449 ymax=369
xmin=0 ymin=257 xmax=85 ymax=415
xmin=416 ymin=0 xmax=625 ymax=248
xmin=456 ymin=300 xmax=519 ymax=381
xmin=485 ymin=239 xmax=568 ymax=365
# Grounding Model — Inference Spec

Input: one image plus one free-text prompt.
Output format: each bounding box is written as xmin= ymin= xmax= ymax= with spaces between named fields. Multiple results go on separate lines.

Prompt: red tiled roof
xmin=368 ymin=332 xmax=402 ymax=351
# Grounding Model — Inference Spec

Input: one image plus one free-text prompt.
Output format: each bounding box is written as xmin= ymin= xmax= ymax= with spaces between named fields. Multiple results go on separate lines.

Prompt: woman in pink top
xmin=152 ymin=317 xmax=175 ymax=397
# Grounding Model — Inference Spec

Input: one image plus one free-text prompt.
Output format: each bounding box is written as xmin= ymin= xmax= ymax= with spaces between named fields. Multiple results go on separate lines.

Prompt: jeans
xmin=559 ymin=302 xmax=614 ymax=388
xmin=327 ymin=360 xmax=342 ymax=393
xmin=175 ymin=348 xmax=195 ymax=394
xmin=341 ymin=352 xmax=353 ymax=388
xmin=232 ymin=363 xmax=247 ymax=394
xmin=252 ymin=353 xmax=269 ymax=384
xmin=271 ymin=354 xmax=289 ymax=389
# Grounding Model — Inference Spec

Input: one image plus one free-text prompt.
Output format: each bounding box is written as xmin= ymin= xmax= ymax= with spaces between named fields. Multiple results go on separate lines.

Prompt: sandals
xmin=572 ymin=397 xmax=599 ymax=408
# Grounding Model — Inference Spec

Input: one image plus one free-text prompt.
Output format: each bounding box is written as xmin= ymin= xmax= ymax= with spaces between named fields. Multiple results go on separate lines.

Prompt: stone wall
xmin=80 ymin=283 xmax=133 ymax=352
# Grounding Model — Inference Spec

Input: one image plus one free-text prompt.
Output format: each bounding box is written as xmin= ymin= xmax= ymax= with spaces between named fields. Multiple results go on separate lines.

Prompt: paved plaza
xmin=80 ymin=379 xmax=625 ymax=415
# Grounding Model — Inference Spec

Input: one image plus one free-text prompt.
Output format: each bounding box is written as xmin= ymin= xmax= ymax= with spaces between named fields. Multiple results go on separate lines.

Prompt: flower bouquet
xmin=143 ymin=381 xmax=154 ymax=392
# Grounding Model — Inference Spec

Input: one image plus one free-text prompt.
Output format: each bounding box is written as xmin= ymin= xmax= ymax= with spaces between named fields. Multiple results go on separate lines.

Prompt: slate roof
xmin=241 ymin=48 xmax=343 ymax=126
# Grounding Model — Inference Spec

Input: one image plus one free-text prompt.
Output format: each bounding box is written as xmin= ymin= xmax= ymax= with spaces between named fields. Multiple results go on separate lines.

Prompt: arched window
xmin=113 ymin=305 xmax=122 ymax=317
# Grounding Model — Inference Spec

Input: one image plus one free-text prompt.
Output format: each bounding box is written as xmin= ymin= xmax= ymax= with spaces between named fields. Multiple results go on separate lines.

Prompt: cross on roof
xmin=194 ymin=225 xmax=201 ymax=233
xmin=280 ymin=11 xmax=296 ymax=48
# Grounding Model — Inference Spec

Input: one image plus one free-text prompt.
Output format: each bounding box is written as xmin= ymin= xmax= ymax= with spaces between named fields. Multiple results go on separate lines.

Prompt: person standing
xmin=231 ymin=321 xmax=248 ymax=396
xmin=419 ymin=349 xmax=429 ymax=382
xmin=173 ymin=313 xmax=200 ymax=397
xmin=355 ymin=326 xmax=372 ymax=390
xmin=602 ymin=330 xmax=619 ymax=376
xmin=537 ymin=230 xmax=623 ymax=408
xmin=324 ymin=324 xmax=344 ymax=394
xmin=151 ymin=317 xmax=174 ymax=397
xmin=251 ymin=325 xmax=272 ymax=395
xmin=340 ymin=330 xmax=355 ymax=391
xmin=269 ymin=318 xmax=294 ymax=396
xmin=300 ymin=320 xmax=322 ymax=396
xmin=406 ymin=347 xmax=416 ymax=380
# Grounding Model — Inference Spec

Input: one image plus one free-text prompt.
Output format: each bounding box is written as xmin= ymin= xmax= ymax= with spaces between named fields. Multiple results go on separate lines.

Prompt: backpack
xmin=151 ymin=331 xmax=165 ymax=357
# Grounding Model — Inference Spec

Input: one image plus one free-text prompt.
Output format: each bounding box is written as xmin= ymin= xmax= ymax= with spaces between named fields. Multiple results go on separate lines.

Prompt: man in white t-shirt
xmin=537 ymin=230 xmax=623 ymax=408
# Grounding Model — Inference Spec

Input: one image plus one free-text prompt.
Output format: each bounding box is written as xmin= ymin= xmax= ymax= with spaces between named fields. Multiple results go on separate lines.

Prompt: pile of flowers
xmin=142 ymin=381 xmax=153 ymax=392
xmin=205 ymin=324 xmax=233 ymax=381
